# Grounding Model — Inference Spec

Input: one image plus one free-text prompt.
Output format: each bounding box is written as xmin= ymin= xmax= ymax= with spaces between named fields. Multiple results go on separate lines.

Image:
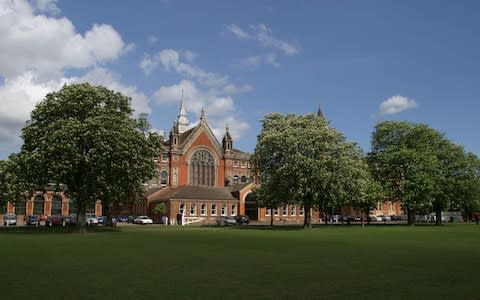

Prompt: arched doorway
xmin=244 ymin=193 xmax=258 ymax=221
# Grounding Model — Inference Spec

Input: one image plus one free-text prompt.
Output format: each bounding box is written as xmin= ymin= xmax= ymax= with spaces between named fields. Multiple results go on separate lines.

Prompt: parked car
xmin=26 ymin=215 xmax=40 ymax=226
xmin=117 ymin=215 xmax=128 ymax=223
xmin=134 ymin=216 xmax=153 ymax=225
xmin=235 ymin=215 xmax=250 ymax=225
xmin=86 ymin=213 xmax=98 ymax=226
xmin=216 ymin=216 xmax=237 ymax=226
xmin=64 ymin=214 xmax=77 ymax=226
xmin=97 ymin=216 xmax=107 ymax=225
xmin=3 ymin=213 xmax=17 ymax=226
xmin=46 ymin=215 xmax=66 ymax=226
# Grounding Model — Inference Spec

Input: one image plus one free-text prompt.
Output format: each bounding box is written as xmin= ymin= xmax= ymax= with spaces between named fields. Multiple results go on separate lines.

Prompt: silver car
xmin=3 ymin=214 xmax=17 ymax=226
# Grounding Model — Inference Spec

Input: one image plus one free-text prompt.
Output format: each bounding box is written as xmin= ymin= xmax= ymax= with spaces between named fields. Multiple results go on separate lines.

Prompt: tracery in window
xmin=190 ymin=150 xmax=216 ymax=186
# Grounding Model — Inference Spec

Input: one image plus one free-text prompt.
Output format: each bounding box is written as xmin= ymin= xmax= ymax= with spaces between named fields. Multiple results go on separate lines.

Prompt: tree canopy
xmin=17 ymin=83 xmax=159 ymax=229
xmin=252 ymin=112 xmax=371 ymax=228
xmin=368 ymin=120 xmax=480 ymax=225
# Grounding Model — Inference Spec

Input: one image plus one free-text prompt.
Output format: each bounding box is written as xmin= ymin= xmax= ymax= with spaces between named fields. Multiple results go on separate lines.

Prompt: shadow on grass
xmin=201 ymin=221 xmax=450 ymax=231
xmin=0 ymin=225 xmax=120 ymax=234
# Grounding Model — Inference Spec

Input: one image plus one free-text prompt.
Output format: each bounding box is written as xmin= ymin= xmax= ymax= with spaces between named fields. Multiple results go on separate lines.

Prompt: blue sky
xmin=1 ymin=0 xmax=479 ymax=160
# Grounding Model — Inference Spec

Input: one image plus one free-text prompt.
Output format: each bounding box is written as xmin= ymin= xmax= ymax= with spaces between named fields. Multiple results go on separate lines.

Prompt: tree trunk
xmin=76 ymin=204 xmax=87 ymax=234
xmin=435 ymin=209 xmax=442 ymax=226
xmin=407 ymin=208 xmax=415 ymax=226
xmin=303 ymin=201 xmax=312 ymax=229
xmin=270 ymin=213 xmax=274 ymax=226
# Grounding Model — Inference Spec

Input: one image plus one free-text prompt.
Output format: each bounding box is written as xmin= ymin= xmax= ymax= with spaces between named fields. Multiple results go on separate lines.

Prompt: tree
xmin=18 ymin=83 xmax=158 ymax=231
xmin=368 ymin=121 xmax=480 ymax=225
xmin=351 ymin=175 xmax=384 ymax=227
xmin=252 ymin=113 xmax=371 ymax=229
xmin=0 ymin=154 xmax=31 ymax=212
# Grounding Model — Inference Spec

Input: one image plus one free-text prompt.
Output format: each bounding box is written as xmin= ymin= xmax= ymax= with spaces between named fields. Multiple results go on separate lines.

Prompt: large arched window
xmin=33 ymin=195 xmax=45 ymax=215
xmin=15 ymin=196 xmax=26 ymax=215
xmin=190 ymin=150 xmax=216 ymax=186
xmin=51 ymin=195 xmax=62 ymax=215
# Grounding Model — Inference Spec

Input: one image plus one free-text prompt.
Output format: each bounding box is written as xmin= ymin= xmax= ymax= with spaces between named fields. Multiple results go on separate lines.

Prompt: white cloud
xmin=76 ymin=68 xmax=151 ymax=116
xmin=32 ymin=0 xmax=60 ymax=15
xmin=222 ymin=84 xmax=253 ymax=94
xmin=225 ymin=23 xmax=299 ymax=56
xmin=0 ymin=1 xmax=144 ymax=155
xmin=379 ymin=95 xmax=419 ymax=115
xmin=238 ymin=56 xmax=263 ymax=70
xmin=140 ymin=49 xmax=228 ymax=87
xmin=0 ymin=0 xmax=129 ymax=79
xmin=224 ymin=24 xmax=250 ymax=40
xmin=0 ymin=71 xmax=69 ymax=142
xmin=237 ymin=53 xmax=280 ymax=70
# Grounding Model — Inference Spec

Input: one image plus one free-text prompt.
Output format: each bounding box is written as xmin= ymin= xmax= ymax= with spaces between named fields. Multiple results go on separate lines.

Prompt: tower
xmin=177 ymin=91 xmax=189 ymax=134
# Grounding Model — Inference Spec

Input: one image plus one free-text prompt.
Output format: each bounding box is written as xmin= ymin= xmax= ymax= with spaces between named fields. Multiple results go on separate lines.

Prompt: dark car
xmin=26 ymin=215 xmax=40 ymax=226
xmin=46 ymin=215 xmax=65 ymax=227
xmin=64 ymin=214 xmax=78 ymax=226
xmin=235 ymin=215 xmax=250 ymax=225
xmin=117 ymin=215 xmax=128 ymax=223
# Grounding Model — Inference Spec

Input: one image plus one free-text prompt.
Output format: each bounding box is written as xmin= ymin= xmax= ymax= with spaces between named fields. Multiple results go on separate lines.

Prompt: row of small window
xmin=232 ymin=175 xmax=253 ymax=185
xmin=233 ymin=160 xmax=248 ymax=168
xmin=265 ymin=205 xmax=305 ymax=217
xmin=178 ymin=203 xmax=237 ymax=216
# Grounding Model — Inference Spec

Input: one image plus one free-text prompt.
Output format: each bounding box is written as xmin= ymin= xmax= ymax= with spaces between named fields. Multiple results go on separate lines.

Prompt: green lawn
xmin=1 ymin=224 xmax=479 ymax=300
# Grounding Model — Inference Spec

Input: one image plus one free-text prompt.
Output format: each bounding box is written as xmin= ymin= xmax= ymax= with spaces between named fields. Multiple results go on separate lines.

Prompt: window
xmin=14 ymin=196 xmax=26 ymax=215
xmin=274 ymin=208 xmax=279 ymax=216
xmin=221 ymin=204 xmax=227 ymax=216
xmin=161 ymin=153 xmax=168 ymax=162
xmin=33 ymin=195 xmax=45 ymax=215
xmin=233 ymin=160 xmax=238 ymax=167
xmin=68 ymin=197 xmax=77 ymax=214
xmin=0 ymin=201 xmax=6 ymax=214
xmin=51 ymin=195 xmax=62 ymax=215
xmin=190 ymin=203 xmax=196 ymax=215
xmin=241 ymin=161 xmax=246 ymax=168
xmin=211 ymin=204 xmax=217 ymax=215
xmin=200 ymin=203 xmax=207 ymax=216
xmin=299 ymin=206 xmax=304 ymax=216
xmin=291 ymin=205 xmax=296 ymax=216
xmin=240 ymin=176 xmax=247 ymax=183
xmin=265 ymin=209 xmax=271 ymax=216
xmin=190 ymin=150 xmax=216 ymax=186
xmin=179 ymin=203 xmax=185 ymax=215
xmin=377 ymin=202 xmax=382 ymax=212
xmin=231 ymin=205 xmax=237 ymax=216
xmin=233 ymin=175 xmax=239 ymax=185
xmin=160 ymin=171 xmax=168 ymax=186
xmin=282 ymin=206 xmax=288 ymax=216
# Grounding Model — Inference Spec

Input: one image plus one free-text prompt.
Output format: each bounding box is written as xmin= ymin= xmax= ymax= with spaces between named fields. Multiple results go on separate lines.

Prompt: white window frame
xmin=211 ymin=204 xmax=217 ymax=216
xmin=299 ymin=206 xmax=304 ymax=216
xmin=179 ymin=203 xmax=185 ymax=215
xmin=291 ymin=205 xmax=297 ymax=216
xmin=274 ymin=208 xmax=279 ymax=216
xmin=231 ymin=205 xmax=237 ymax=216
xmin=221 ymin=204 xmax=227 ymax=216
xmin=190 ymin=203 xmax=196 ymax=216
xmin=265 ymin=209 xmax=271 ymax=216
xmin=200 ymin=203 xmax=207 ymax=216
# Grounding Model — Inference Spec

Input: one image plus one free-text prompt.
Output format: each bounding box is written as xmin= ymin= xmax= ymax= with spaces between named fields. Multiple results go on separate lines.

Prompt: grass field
xmin=1 ymin=223 xmax=479 ymax=300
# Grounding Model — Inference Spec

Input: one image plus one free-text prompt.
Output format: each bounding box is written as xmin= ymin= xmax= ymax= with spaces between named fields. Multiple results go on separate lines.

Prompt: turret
xmin=222 ymin=125 xmax=233 ymax=154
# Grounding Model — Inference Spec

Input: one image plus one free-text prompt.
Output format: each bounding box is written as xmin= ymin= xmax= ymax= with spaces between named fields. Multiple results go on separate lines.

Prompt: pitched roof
xmin=149 ymin=185 xmax=238 ymax=202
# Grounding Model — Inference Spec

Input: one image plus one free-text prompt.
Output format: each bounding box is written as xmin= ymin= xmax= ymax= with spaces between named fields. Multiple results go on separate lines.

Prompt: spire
xmin=177 ymin=89 xmax=189 ymax=133
xmin=317 ymin=104 xmax=324 ymax=118
xmin=200 ymin=106 xmax=206 ymax=122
